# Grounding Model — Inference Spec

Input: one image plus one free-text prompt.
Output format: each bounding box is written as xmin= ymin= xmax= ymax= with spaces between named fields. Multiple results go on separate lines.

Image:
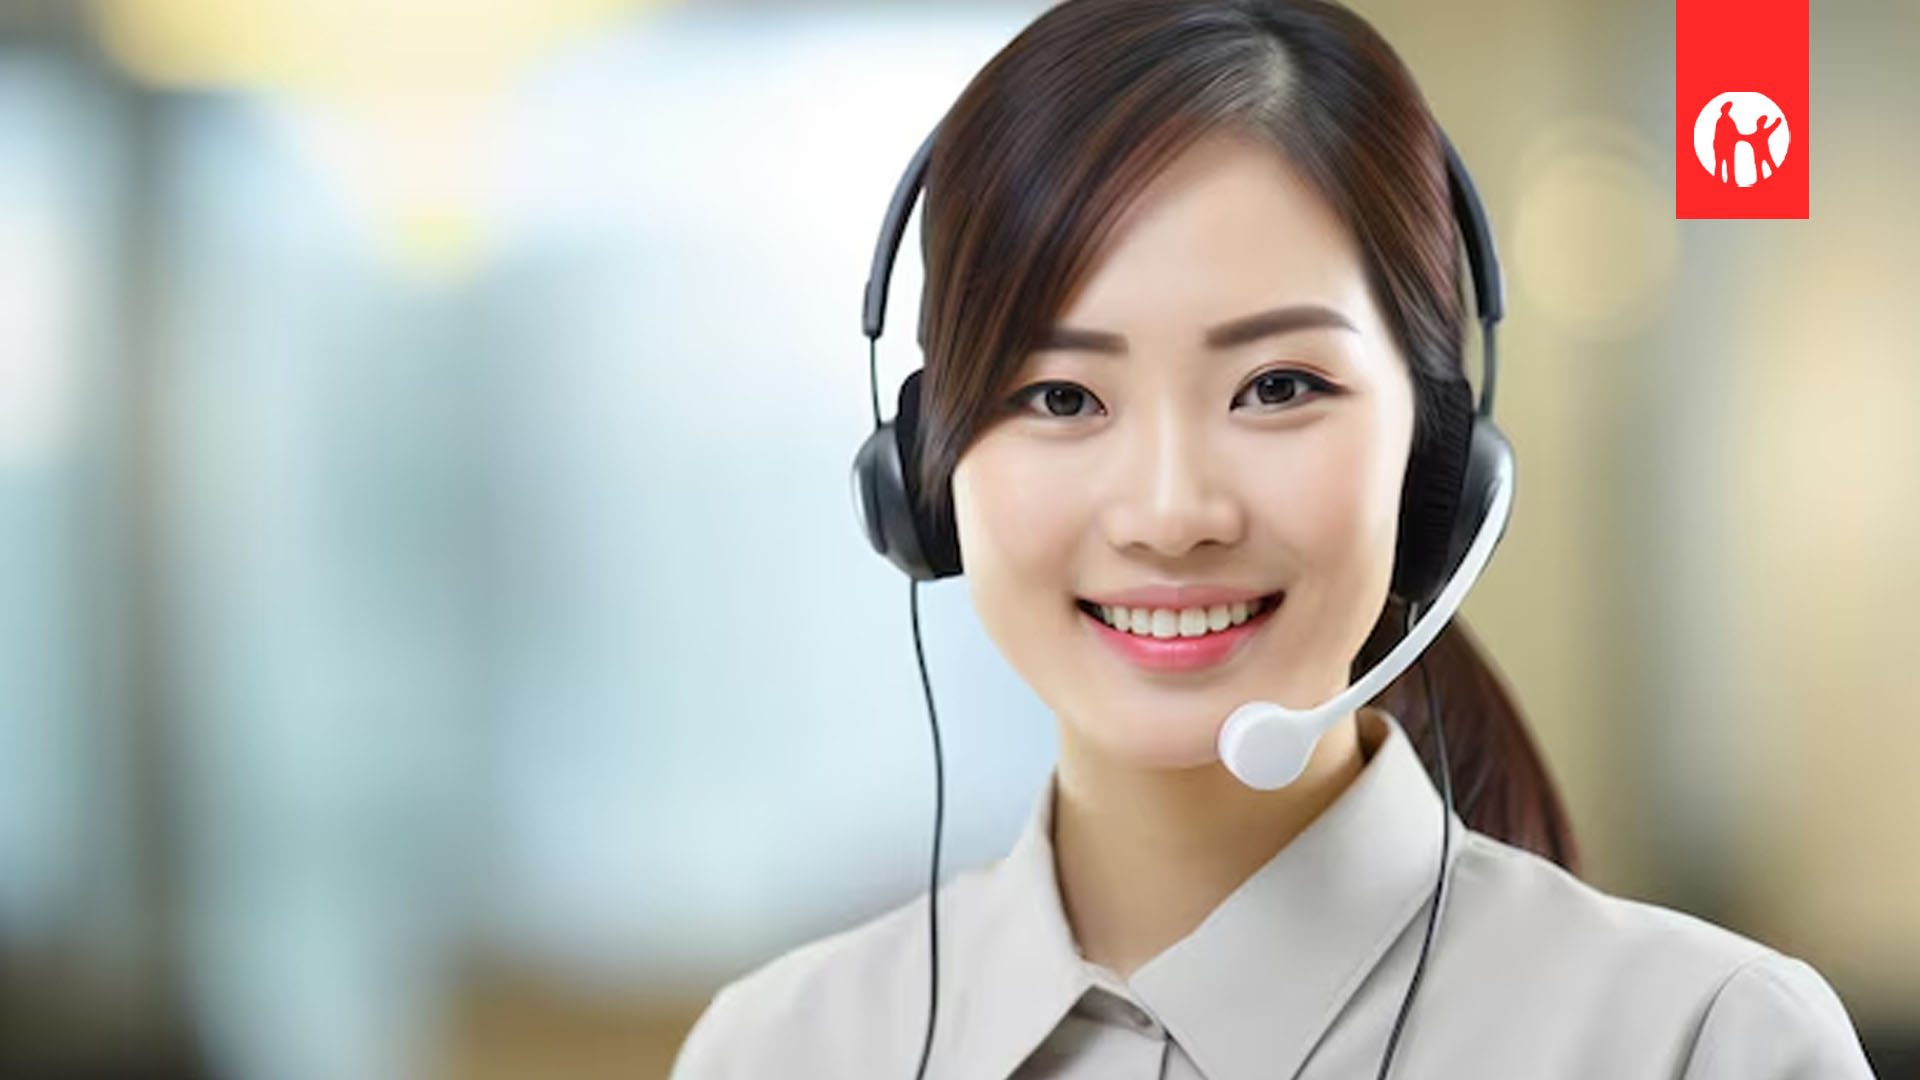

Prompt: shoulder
xmin=668 ymin=864 xmax=995 ymax=1080
xmin=1447 ymin=829 xmax=1765 ymax=973
xmin=1441 ymin=830 xmax=1874 ymax=1077
xmin=1681 ymin=950 xmax=1879 ymax=1078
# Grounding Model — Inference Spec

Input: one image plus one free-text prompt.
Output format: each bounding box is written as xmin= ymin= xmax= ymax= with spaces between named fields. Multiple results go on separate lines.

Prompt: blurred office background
xmin=0 ymin=0 xmax=1914 ymax=1077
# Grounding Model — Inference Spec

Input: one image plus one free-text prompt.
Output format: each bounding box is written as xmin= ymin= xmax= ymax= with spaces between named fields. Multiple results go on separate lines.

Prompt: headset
xmin=850 ymin=113 xmax=1511 ymax=1080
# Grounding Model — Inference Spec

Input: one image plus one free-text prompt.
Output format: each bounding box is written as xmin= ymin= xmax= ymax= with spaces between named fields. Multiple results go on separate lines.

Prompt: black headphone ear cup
xmin=851 ymin=369 xmax=962 ymax=581
xmin=852 ymin=422 xmax=922 ymax=576
xmin=1393 ymin=376 xmax=1476 ymax=606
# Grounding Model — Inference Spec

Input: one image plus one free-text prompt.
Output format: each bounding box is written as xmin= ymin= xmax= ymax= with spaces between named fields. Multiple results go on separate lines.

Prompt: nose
xmin=1100 ymin=400 xmax=1246 ymax=560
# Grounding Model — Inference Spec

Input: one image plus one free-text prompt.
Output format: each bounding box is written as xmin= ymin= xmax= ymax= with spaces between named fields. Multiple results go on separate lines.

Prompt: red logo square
xmin=1676 ymin=0 xmax=1809 ymax=219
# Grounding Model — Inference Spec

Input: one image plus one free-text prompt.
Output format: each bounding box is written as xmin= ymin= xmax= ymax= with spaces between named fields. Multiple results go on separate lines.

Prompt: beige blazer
xmin=670 ymin=707 xmax=1877 ymax=1079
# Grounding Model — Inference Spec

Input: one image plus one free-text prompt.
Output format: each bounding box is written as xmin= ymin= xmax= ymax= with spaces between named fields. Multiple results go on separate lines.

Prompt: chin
xmin=1071 ymin=702 xmax=1228 ymax=771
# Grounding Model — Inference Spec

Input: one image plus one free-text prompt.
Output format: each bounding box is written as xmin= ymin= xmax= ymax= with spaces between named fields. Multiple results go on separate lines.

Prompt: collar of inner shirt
xmin=944 ymin=706 xmax=1459 ymax=1080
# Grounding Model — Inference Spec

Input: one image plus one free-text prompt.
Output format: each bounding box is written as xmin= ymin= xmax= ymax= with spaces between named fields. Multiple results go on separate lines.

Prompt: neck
xmin=1051 ymin=709 xmax=1373 ymax=979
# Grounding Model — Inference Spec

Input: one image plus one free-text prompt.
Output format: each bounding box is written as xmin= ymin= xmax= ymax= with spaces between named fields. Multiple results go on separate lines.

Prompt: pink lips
xmin=1082 ymin=595 xmax=1281 ymax=674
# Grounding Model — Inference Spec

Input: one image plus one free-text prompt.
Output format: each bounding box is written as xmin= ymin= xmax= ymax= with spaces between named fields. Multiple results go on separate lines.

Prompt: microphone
xmin=1216 ymin=449 xmax=1514 ymax=790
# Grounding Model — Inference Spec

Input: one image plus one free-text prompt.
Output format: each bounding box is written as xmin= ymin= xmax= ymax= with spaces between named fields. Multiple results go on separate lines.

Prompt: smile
xmin=1075 ymin=592 xmax=1284 ymax=674
xmin=1076 ymin=594 xmax=1282 ymax=637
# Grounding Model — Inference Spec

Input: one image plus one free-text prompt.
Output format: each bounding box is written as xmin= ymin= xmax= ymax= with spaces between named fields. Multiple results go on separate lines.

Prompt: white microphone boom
xmin=1216 ymin=450 xmax=1514 ymax=790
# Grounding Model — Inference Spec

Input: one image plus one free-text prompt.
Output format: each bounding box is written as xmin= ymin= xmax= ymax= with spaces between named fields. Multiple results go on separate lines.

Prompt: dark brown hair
xmin=909 ymin=0 xmax=1580 ymax=872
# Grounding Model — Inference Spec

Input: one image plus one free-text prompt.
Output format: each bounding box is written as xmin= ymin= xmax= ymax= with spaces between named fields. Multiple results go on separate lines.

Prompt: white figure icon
xmin=1693 ymin=91 xmax=1792 ymax=188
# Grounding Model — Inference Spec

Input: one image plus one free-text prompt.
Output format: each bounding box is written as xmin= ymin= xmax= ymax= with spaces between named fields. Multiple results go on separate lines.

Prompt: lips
xmin=1073 ymin=592 xmax=1283 ymax=634
xmin=1078 ymin=591 xmax=1284 ymax=674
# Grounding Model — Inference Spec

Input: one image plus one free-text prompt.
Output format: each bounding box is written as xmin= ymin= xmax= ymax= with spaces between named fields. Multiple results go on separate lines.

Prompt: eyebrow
xmin=1035 ymin=303 xmax=1358 ymax=354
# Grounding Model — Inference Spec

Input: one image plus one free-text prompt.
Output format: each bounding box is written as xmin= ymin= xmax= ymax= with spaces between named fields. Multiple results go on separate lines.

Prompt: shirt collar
xmin=947 ymin=706 xmax=1463 ymax=1080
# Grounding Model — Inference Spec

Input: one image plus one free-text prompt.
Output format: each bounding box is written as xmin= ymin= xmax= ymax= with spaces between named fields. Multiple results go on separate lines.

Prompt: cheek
xmin=951 ymin=440 xmax=1087 ymax=642
xmin=955 ymin=442 xmax=1069 ymax=577
xmin=1252 ymin=417 xmax=1406 ymax=567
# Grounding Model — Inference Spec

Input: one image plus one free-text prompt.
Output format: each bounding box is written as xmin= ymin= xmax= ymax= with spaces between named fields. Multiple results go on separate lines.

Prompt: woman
xmin=673 ymin=0 xmax=1877 ymax=1076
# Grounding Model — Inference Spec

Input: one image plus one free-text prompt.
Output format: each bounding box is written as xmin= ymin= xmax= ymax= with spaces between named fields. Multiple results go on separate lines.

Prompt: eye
xmin=1233 ymin=367 xmax=1337 ymax=411
xmin=1007 ymin=380 xmax=1105 ymax=419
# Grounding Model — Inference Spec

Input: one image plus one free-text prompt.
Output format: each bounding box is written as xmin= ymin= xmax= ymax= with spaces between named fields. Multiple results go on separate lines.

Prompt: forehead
xmin=1056 ymin=131 xmax=1371 ymax=336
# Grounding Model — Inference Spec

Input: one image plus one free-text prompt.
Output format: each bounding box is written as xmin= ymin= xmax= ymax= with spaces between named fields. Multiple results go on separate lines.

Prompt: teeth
xmin=1094 ymin=597 xmax=1271 ymax=638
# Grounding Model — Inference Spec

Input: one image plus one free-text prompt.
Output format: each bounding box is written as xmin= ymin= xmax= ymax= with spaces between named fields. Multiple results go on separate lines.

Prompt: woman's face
xmin=950 ymin=131 xmax=1417 ymax=771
